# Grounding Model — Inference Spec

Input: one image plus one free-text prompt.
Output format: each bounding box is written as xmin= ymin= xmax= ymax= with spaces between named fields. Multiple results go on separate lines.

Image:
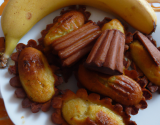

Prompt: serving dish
xmin=0 ymin=5 xmax=160 ymax=125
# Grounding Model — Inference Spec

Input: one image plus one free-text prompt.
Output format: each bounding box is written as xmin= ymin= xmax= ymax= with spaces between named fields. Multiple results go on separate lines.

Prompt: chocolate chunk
xmin=85 ymin=29 xmax=125 ymax=75
xmin=52 ymin=21 xmax=101 ymax=66
xmin=134 ymin=31 xmax=160 ymax=66
xmin=62 ymin=45 xmax=93 ymax=67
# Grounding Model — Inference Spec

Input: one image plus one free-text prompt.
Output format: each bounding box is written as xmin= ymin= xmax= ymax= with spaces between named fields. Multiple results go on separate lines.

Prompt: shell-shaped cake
xmin=44 ymin=10 xmax=86 ymax=47
xmin=51 ymin=89 xmax=136 ymax=125
xmin=78 ymin=65 xmax=143 ymax=106
xmin=18 ymin=47 xmax=55 ymax=103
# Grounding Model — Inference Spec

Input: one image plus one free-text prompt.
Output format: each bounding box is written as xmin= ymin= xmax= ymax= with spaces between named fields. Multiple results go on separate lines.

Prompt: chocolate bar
xmin=84 ymin=29 xmax=125 ymax=75
xmin=134 ymin=31 xmax=160 ymax=66
xmin=52 ymin=21 xmax=101 ymax=66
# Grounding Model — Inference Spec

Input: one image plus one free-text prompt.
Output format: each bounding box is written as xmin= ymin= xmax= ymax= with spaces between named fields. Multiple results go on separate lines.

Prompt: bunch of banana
xmin=0 ymin=0 xmax=157 ymax=67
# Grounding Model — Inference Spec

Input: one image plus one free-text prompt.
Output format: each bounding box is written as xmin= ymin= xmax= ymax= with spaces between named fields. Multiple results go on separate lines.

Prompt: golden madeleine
xmin=44 ymin=10 xmax=85 ymax=47
xmin=62 ymin=98 xmax=125 ymax=125
xmin=101 ymin=19 xmax=125 ymax=33
xmin=18 ymin=47 xmax=55 ymax=103
xmin=78 ymin=65 xmax=143 ymax=106
xmin=52 ymin=89 xmax=135 ymax=125
xmin=130 ymin=40 xmax=160 ymax=86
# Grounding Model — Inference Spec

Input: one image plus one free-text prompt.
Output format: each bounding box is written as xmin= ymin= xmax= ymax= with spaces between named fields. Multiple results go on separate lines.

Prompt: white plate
xmin=1 ymin=5 xmax=160 ymax=125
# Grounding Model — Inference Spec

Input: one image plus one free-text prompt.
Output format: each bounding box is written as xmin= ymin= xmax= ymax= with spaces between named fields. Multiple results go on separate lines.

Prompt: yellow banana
xmin=0 ymin=0 xmax=157 ymax=67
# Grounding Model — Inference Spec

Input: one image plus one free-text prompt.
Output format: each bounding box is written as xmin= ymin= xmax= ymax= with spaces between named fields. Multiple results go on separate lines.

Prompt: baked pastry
xmin=78 ymin=64 xmax=143 ymax=106
xmin=44 ymin=10 xmax=86 ymax=48
xmin=130 ymin=31 xmax=160 ymax=86
xmin=18 ymin=47 xmax=56 ymax=103
xmin=51 ymin=89 xmax=136 ymax=125
xmin=9 ymin=40 xmax=63 ymax=113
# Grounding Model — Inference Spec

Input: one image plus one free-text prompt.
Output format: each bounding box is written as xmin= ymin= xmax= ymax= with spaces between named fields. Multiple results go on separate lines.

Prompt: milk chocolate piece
xmin=84 ymin=29 xmax=125 ymax=75
xmin=134 ymin=31 xmax=160 ymax=66
xmin=52 ymin=21 xmax=101 ymax=66
xmin=62 ymin=45 xmax=93 ymax=67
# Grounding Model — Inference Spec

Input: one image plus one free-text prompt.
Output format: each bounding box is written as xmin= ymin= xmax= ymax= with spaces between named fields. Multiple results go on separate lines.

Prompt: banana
xmin=0 ymin=0 xmax=157 ymax=67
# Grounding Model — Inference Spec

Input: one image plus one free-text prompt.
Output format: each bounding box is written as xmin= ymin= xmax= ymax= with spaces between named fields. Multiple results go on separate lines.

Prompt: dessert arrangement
xmin=0 ymin=0 xmax=160 ymax=125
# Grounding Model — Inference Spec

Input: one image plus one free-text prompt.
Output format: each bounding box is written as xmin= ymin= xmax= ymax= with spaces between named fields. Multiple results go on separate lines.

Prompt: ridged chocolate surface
xmin=52 ymin=21 xmax=101 ymax=66
xmin=85 ymin=29 xmax=125 ymax=75
xmin=134 ymin=31 xmax=160 ymax=66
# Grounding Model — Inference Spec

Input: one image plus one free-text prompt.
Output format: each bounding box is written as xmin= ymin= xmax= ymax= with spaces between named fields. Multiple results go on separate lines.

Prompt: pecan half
xmin=133 ymin=31 xmax=160 ymax=66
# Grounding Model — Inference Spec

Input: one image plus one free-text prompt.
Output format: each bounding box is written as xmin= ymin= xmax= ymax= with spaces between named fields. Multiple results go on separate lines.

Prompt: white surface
xmin=0 ymin=5 xmax=160 ymax=125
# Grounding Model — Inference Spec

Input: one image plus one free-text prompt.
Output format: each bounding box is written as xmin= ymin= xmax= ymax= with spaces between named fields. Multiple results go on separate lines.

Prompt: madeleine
xmin=18 ymin=47 xmax=55 ymax=103
xmin=52 ymin=89 xmax=136 ymax=125
xmin=78 ymin=65 xmax=143 ymax=106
